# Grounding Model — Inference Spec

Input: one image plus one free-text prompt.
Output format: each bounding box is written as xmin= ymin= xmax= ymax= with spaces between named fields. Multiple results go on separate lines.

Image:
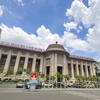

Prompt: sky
xmin=0 ymin=0 xmax=100 ymax=61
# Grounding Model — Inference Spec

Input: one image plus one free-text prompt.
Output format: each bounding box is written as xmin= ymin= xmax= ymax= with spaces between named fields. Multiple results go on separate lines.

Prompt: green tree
xmin=4 ymin=70 xmax=14 ymax=81
xmin=64 ymin=74 xmax=70 ymax=81
xmin=75 ymin=75 xmax=82 ymax=83
xmin=5 ymin=70 xmax=14 ymax=77
xmin=94 ymin=61 xmax=100 ymax=76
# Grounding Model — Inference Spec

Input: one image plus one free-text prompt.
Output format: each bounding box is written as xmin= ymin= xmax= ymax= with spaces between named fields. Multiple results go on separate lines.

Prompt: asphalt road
xmin=0 ymin=90 xmax=94 ymax=100
xmin=72 ymin=89 xmax=100 ymax=96
xmin=0 ymin=84 xmax=100 ymax=100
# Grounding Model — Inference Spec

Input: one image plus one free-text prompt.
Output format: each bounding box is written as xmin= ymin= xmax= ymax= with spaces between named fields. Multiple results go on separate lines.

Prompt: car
xmin=68 ymin=83 xmax=83 ymax=88
xmin=43 ymin=82 xmax=53 ymax=87
xmin=54 ymin=82 xmax=65 ymax=87
xmin=16 ymin=81 xmax=24 ymax=88
xmin=36 ymin=84 xmax=42 ymax=89
xmin=84 ymin=84 xmax=94 ymax=88
xmin=24 ymin=83 xmax=42 ymax=89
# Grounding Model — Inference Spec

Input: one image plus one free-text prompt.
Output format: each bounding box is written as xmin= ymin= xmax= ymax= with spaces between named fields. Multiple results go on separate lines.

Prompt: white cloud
xmin=1 ymin=0 xmax=100 ymax=60
xmin=63 ymin=31 xmax=88 ymax=51
xmin=0 ymin=24 xmax=63 ymax=49
xmin=0 ymin=5 xmax=4 ymax=16
xmin=86 ymin=25 xmax=100 ymax=52
xmin=63 ymin=22 xmax=77 ymax=31
xmin=0 ymin=24 xmax=88 ymax=51
xmin=66 ymin=0 xmax=88 ymax=26
xmin=17 ymin=0 xmax=24 ymax=6
xmin=32 ymin=0 xmax=35 ymax=3
xmin=66 ymin=0 xmax=100 ymax=27
xmin=65 ymin=0 xmax=100 ymax=56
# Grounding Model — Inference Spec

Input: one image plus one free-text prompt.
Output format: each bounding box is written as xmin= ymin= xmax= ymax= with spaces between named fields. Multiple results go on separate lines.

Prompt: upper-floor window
xmin=46 ymin=58 xmax=50 ymax=64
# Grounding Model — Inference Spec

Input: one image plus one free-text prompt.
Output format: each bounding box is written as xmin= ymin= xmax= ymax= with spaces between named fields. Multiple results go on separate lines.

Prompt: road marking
xmin=63 ymin=91 xmax=100 ymax=99
xmin=94 ymin=99 xmax=100 ymax=100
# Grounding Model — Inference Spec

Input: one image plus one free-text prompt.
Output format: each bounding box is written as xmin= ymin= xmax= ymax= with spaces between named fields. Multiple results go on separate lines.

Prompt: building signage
xmin=0 ymin=41 xmax=44 ymax=52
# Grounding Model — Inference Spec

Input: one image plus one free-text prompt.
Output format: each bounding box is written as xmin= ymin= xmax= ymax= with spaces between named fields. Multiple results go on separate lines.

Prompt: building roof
xmin=69 ymin=54 xmax=95 ymax=62
xmin=0 ymin=41 xmax=96 ymax=61
xmin=46 ymin=44 xmax=65 ymax=51
xmin=46 ymin=44 xmax=70 ymax=55
xmin=0 ymin=41 xmax=44 ymax=52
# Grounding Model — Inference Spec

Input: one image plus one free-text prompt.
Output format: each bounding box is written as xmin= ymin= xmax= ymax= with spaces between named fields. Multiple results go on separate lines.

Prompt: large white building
xmin=0 ymin=41 xmax=96 ymax=82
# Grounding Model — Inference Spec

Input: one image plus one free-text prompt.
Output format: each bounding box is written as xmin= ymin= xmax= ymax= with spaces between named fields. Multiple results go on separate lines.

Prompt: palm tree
xmin=75 ymin=75 xmax=82 ymax=83
xmin=37 ymin=72 xmax=45 ymax=83
xmin=46 ymin=74 xmax=49 ymax=82
xmin=94 ymin=61 xmax=100 ymax=76
xmin=40 ymin=73 xmax=45 ymax=81
xmin=56 ymin=72 xmax=64 ymax=88
xmin=56 ymin=72 xmax=62 ymax=82
xmin=64 ymin=75 xmax=70 ymax=81
xmin=64 ymin=75 xmax=70 ymax=83
xmin=23 ymin=68 xmax=27 ymax=80
xmin=14 ymin=72 xmax=17 ymax=80
xmin=5 ymin=70 xmax=14 ymax=78
xmin=50 ymin=75 xmax=56 ymax=88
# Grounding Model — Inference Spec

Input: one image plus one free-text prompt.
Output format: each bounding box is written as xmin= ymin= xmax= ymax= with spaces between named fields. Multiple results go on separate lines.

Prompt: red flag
xmin=56 ymin=41 xmax=58 ymax=44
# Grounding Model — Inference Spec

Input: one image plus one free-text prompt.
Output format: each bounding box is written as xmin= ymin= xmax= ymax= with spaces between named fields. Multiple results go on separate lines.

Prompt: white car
xmin=43 ymin=82 xmax=53 ymax=87
xmin=84 ymin=84 xmax=94 ymax=88
xmin=16 ymin=81 xmax=24 ymax=88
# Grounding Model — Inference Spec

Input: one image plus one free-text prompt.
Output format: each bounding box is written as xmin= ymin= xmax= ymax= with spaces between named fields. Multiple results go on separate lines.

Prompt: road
xmin=0 ymin=84 xmax=100 ymax=100
xmin=0 ymin=90 xmax=94 ymax=100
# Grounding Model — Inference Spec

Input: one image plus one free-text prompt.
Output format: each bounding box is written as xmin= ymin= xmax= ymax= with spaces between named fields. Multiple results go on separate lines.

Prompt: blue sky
xmin=0 ymin=0 xmax=72 ymax=35
xmin=0 ymin=0 xmax=100 ymax=60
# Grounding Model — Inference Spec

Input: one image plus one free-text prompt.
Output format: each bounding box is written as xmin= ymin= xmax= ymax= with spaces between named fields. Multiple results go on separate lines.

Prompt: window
xmin=46 ymin=58 xmax=50 ymax=64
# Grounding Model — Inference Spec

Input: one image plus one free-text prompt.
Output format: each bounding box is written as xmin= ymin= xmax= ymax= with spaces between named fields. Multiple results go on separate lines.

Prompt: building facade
xmin=0 ymin=41 xmax=96 ymax=82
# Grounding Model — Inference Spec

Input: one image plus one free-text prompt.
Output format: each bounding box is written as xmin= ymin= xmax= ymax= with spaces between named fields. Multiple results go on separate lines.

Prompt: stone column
xmin=3 ymin=50 xmax=12 ymax=73
xmin=39 ymin=55 xmax=43 ymax=73
xmin=76 ymin=61 xmax=79 ymax=76
xmin=55 ymin=52 xmax=57 ymax=82
xmin=71 ymin=60 xmax=74 ymax=79
xmin=50 ymin=52 xmax=55 ymax=76
xmin=54 ymin=52 xmax=57 ymax=75
xmin=0 ymin=49 xmax=2 ymax=61
xmin=23 ymin=53 xmax=29 ymax=75
xmin=63 ymin=54 xmax=68 ymax=75
xmin=43 ymin=56 xmax=46 ymax=75
xmin=92 ymin=63 xmax=96 ymax=75
xmin=81 ymin=61 xmax=84 ymax=76
xmin=90 ymin=63 xmax=93 ymax=76
xmin=14 ymin=52 xmax=21 ymax=73
xmin=85 ymin=62 xmax=89 ymax=77
xmin=31 ymin=54 xmax=36 ymax=73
